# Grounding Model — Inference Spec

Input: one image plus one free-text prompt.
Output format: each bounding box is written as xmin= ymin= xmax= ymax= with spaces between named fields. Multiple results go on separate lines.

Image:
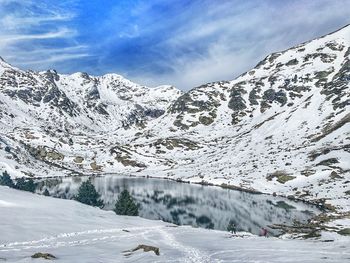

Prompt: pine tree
xmin=75 ymin=180 xmax=103 ymax=207
xmin=15 ymin=177 xmax=36 ymax=192
xmin=15 ymin=177 xmax=26 ymax=190
xmin=0 ymin=171 xmax=14 ymax=188
xmin=25 ymin=178 xmax=36 ymax=193
xmin=114 ymin=189 xmax=139 ymax=216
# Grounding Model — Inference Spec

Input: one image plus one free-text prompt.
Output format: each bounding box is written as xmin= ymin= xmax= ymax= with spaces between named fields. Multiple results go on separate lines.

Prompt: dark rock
xmin=31 ymin=253 xmax=56 ymax=260
xmin=125 ymin=244 xmax=160 ymax=256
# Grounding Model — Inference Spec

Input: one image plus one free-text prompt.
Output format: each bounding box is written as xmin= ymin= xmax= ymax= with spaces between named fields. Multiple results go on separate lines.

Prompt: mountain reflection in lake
xmin=36 ymin=175 xmax=320 ymax=236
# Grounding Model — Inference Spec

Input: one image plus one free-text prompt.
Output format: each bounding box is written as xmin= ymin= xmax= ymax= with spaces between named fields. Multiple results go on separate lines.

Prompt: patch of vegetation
xmin=1 ymin=171 xmax=38 ymax=193
xmin=308 ymin=145 xmax=350 ymax=161
xmin=15 ymin=177 xmax=36 ymax=193
xmin=228 ymin=86 xmax=247 ymax=112
xmin=73 ymin=156 xmax=84 ymax=163
xmin=325 ymin=41 xmax=344 ymax=51
xmin=0 ymin=170 xmax=14 ymax=187
xmin=111 ymin=146 xmax=147 ymax=168
xmin=75 ymin=180 xmax=104 ymax=208
xmin=248 ymin=88 xmax=260 ymax=105
xmin=43 ymin=189 xmax=50 ymax=196
xmin=311 ymin=114 xmax=350 ymax=142
xmin=117 ymin=157 xmax=146 ymax=168
xmin=275 ymin=201 xmax=296 ymax=210
xmin=304 ymin=53 xmax=337 ymax=63
xmin=338 ymin=228 xmax=350 ymax=236
xmin=31 ymin=252 xmax=56 ymax=260
xmin=5 ymin=146 xmax=11 ymax=153
xmin=90 ymin=161 xmax=103 ymax=171
xmin=316 ymin=158 xmax=339 ymax=167
xmin=330 ymin=171 xmax=343 ymax=179
xmin=301 ymin=169 xmax=316 ymax=177
xmin=286 ymin=58 xmax=298 ymax=66
xmin=196 ymin=215 xmax=214 ymax=229
xmin=124 ymin=244 xmax=160 ymax=256
xmin=114 ymin=189 xmax=139 ymax=216
xmin=198 ymin=115 xmax=214 ymax=125
xmin=152 ymin=138 xmax=200 ymax=151
xmin=262 ymin=89 xmax=287 ymax=106
xmin=27 ymin=145 xmax=64 ymax=161
xmin=267 ymin=171 xmax=296 ymax=184
xmin=268 ymin=52 xmax=281 ymax=63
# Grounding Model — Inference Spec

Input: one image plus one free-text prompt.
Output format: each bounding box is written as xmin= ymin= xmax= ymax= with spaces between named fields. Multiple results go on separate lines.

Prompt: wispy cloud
xmin=0 ymin=0 xmax=349 ymax=90
xmin=114 ymin=0 xmax=350 ymax=89
xmin=119 ymin=25 xmax=140 ymax=39
xmin=0 ymin=0 xmax=89 ymax=70
xmin=0 ymin=28 xmax=76 ymax=44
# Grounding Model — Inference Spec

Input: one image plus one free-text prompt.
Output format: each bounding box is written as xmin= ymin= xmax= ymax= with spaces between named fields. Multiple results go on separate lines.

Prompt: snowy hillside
xmin=1 ymin=186 xmax=349 ymax=262
xmin=0 ymin=24 xmax=349 ymax=217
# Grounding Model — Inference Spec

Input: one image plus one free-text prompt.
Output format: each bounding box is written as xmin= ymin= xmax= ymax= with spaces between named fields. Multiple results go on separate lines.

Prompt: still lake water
xmin=36 ymin=175 xmax=320 ymax=236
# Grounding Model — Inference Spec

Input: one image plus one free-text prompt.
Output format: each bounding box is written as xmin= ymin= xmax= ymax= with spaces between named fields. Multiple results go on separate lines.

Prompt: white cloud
xmin=0 ymin=0 xmax=87 ymax=70
xmin=4 ymin=45 xmax=91 ymax=68
xmin=1 ymin=13 xmax=74 ymax=30
xmin=18 ymin=53 xmax=91 ymax=66
xmin=119 ymin=25 xmax=140 ymax=39
xmin=0 ymin=28 xmax=76 ymax=44
xmin=1 ymin=0 xmax=349 ymax=91
xmin=129 ymin=0 xmax=350 ymax=90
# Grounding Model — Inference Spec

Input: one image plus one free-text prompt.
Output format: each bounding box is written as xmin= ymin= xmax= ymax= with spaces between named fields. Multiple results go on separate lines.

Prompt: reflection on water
xmin=36 ymin=175 xmax=320 ymax=236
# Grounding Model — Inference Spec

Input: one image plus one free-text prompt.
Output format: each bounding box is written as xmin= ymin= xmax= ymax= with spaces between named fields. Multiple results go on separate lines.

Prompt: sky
xmin=0 ymin=0 xmax=350 ymax=90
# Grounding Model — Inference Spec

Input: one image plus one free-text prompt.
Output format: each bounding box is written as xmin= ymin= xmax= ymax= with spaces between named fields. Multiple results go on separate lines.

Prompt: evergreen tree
xmin=0 ymin=170 xmax=14 ymax=188
xmin=43 ymin=189 xmax=50 ymax=196
xmin=15 ymin=177 xmax=26 ymax=190
xmin=75 ymin=180 xmax=103 ymax=207
xmin=25 ymin=178 xmax=36 ymax=193
xmin=227 ymin=219 xmax=237 ymax=234
xmin=15 ymin=177 xmax=36 ymax=193
xmin=114 ymin=189 xmax=139 ymax=216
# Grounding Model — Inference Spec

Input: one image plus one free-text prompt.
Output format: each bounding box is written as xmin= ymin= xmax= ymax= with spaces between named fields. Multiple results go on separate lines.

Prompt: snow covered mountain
xmin=0 ymin=25 xmax=349 ymax=213
xmin=0 ymin=58 xmax=182 ymax=132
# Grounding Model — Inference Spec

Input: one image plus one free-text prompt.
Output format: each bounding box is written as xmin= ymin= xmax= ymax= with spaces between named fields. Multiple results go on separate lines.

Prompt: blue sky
xmin=0 ymin=0 xmax=350 ymax=90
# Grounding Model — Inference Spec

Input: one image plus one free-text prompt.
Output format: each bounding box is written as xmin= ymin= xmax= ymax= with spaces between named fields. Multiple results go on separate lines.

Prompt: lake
xmin=36 ymin=175 xmax=320 ymax=236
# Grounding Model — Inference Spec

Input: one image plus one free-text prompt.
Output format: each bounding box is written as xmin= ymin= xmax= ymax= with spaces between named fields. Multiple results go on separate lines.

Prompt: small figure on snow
xmin=260 ymin=227 xmax=268 ymax=238
xmin=227 ymin=219 xmax=237 ymax=234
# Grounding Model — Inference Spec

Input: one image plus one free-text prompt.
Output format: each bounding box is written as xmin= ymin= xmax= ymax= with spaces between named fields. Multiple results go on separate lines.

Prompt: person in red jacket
xmin=260 ymin=227 xmax=268 ymax=237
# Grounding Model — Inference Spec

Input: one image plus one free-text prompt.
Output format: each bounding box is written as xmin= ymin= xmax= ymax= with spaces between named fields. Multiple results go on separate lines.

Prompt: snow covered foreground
xmin=1 ymin=187 xmax=349 ymax=263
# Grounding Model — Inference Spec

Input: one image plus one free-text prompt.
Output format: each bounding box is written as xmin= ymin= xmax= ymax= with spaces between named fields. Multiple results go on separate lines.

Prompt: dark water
xmin=36 ymin=175 xmax=320 ymax=236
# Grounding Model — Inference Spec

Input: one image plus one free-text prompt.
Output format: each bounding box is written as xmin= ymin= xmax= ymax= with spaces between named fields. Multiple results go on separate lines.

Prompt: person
xmin=232 ymin=224 xmax=237 ymax=234
xmin=227 ymin=220 xmax=237 ymax=234
xmin=261 ymin=227 xmax=268 ymax=237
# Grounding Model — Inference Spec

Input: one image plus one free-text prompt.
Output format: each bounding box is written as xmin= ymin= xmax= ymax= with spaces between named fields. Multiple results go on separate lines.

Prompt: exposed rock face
xmin=0 ymin=24 xmax=349 ymax=212
xmin=27 ymin=146 xmax=64 ymax=161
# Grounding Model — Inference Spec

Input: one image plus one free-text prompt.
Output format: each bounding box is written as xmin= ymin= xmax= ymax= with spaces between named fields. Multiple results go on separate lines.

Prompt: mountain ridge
xmin=0 ymin=24 xmax=349 ymax=213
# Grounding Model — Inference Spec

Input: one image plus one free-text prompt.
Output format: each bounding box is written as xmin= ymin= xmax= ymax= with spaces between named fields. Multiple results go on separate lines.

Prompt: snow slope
xmin=1 ymin=186 xmax=349 ymax=263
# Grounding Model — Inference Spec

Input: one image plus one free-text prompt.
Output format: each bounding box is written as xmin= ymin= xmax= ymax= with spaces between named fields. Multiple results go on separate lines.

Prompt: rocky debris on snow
xmin=31 ymin=253 xmax=56 ymax=260
xmin=123 ymin=244 xmax=160 ymax=256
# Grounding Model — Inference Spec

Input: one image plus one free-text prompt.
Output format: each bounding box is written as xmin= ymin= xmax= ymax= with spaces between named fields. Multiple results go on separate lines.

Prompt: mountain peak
xmin=0 ymin=56 xmax=18 ymax=73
